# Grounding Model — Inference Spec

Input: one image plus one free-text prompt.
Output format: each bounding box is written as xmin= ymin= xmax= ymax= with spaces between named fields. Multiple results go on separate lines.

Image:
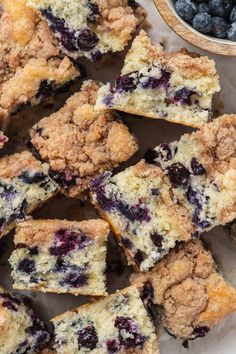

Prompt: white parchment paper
xmin=1 ymin=1 xmax=236 ymax=353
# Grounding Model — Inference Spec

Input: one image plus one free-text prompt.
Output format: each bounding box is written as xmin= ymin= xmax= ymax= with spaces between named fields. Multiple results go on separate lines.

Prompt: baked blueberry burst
xmin=10 ymin=219 xmax=109 ymax=296
xmin=27 ymin=0 xmax=145 ymax=60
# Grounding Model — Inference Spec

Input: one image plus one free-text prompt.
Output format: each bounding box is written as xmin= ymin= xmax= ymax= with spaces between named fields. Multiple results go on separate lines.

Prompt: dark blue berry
xmin=143 ymin=148 xmax=158 ymax=164
xmin=209 ymin=0 xmax=232 ymax=18
xmin=121 ymin=237 xmax=134 ymax=249
xmin=175 ymin=0 xmax=197 ymax=21
xmin=230 ymin=6 xmax=236 ymax=22
xmin=128 ymin=0 xmax=139 ymax=8
xmin=193 ymin=13 xmax=213 ymax=33
xmin=18 ymin=171 xmax=46 ymax=184
xmin=78 ymin=325 xmax=98 ymax=350
xmin=90 ymin=173 xmax=115 ymax=211
xmin=150 ymin=232 xmax=164 ymax=249
xmin=151 ymin=188 xmax=160 ymax=196
xmin=106 ymin=339 xmax=120 ymax=353
xmin=228 ymin=22 xmax=236 ymax=40
xmin=192 ymin=326 xmax=210 ymax=338
xmin=134 ymin=249 xmax=146 ymax=266
xmin=49 ymin=169 xmax=77 ymax=187
xmin=91 ymin=50 xmax=102 ymax=62
xmin=87 ymin=1 xmax=100 ymax=23
xmin=103 ymin=94 xmax=114 ymax=107
xmin=117 ymin=201 xmax=151 ymax=223
xmin=77 ymin=29 xmax=99 ymax=51
xmin=191 ymin=158 xmax=206 ymax=175
xmin=197 ymin=3 xmax=210 ymax=14
xmin=192 ymin=208 xmax=211 ymax=229
xmin=50 ymin=229 xmax=91 ymax=256
xmin=36 ymin=80 xmax=55 ymax=99
xmin=157 ymin=143 xmax=175 ymax=161
xmin=18 ymin=259 xmax=36 ymax=274
xmin=61 ymin=271 xmax=87 ymax=288
xmin=186 ymin=186 xmax=202 ymax=206
xmin=140 ymin=281 xmax=154 ymax=303
xmin=0 ymin=182 xmax=17 ymax=201
xmin=0 ymin=292 xmax=21 ymax=312
xmin=115 ymin=73 xmax=138 ymax=93
xmin=114 ymin=317 xmax=146 ymax=348
xmin=167 ymin=163 xmax=190 ymax=187
xmin=211 ymin=17 xmax=228 ymax=38
xmin=174 ymin=88 xmax=195 ymax=105
xmin=141 ymin=70 xmax=171 ymax=90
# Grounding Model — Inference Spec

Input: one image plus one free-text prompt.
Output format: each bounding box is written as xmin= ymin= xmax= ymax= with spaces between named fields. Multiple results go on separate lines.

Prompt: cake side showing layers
xmin=0 ymin=0 xmax=80 ymax=129
xmin=27 ymin=0 xmax=146 ymax=60
xmin=90 ymin=115 xmax=236 ymax=270
xmin=153 ymin=114 xmax=236 ymax=233
xmin=0 ymin=151 xmax=58 ymax=238
xmin=131 ymin=240 xmax=236 ymax=341
xmin=95 ymin=30 xmax=220 ymax=128
xmin=51 ymin=285 xmax=159 ymax=354
xmin=30 ymin=80 xmax=138 ymax=199
xmin=10 ymin=219 xmax=109 ymax=296
xmin=0 ymin=285 xmax=50 ymax=354
xmin=90 ymin=160 xmax=194 ymax=271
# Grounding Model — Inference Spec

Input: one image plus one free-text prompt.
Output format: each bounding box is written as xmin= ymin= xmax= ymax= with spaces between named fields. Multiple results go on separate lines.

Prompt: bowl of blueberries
xmin=154 ymin=0 xmax=236 ymax=55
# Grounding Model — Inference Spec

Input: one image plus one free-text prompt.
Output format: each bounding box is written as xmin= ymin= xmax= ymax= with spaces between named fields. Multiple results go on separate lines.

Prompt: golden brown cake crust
xmin=131 ymin=240 xmax=236 ymax=339
xmin=30 ymin=80 xmax=138 ymax=198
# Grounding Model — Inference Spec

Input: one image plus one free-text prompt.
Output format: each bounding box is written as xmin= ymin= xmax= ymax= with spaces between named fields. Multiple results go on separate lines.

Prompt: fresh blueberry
xmin=230 ymin=6 xmax=236 ymax=22
xmin=78 ymin=325 xmax=98 ymax=350
xmin=191 ymin=158 xmax=206 ymax=175
xmin=18 ymin=171 xmax=46 ymax=184
xmin=77 ymin=29 xmax=99 ymax=51
xmin=175 ymin=0 xmax=197 ymax=21
xmin=228 ymin=22 xmax=236 ymax=41
xmin=115 ymin=73 xmax=138 ymax=93
xmin=141 ymin=70 xmax=171 ymax=90
xmin=18 ymin=259 xmax=36 ymax=274
xmin=150 ymin=232 xmax=164 ymax=249
xmin=143 ymin=148 xmax=158 ymax=164
xmin=167 ymin=163 xmax=190 ymax=187
xmin=192 ymin=326 xmax=210 ymax=338
xmin=208 ymin=0 xmax=232 ymax=18
xmin=114 ymin=316 xmax=146 ymax=348
xmin=87 ymin=1 xmax=100 ymax=23
xmin=36 ymin=80 xmax=55 ymax=99
xmin=197 ymin=3 xmax=210 ymax=14
xmin=193 ymin=13 xmax=213 ymax=33
xmin=106 ymin=339 xmax=120 ymax=353
xmin=211 ymin=17 xmax=228 ymax=38
xmin=174 ymin=88 xmax=195 ymax=105
xmin=157 ymin=143 xmax=175 ymax=161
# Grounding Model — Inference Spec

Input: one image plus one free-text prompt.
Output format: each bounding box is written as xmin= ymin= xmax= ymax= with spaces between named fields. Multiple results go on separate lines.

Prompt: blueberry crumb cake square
xmin=0 ymin=0 xmax=80 ymax=129
xmin=95 ymin=30 xmax=220 ymax=128
xmin=131 ymin=240 xmax=236 ymax=342
xmin=30 ymin=80 xmax=138 ymax=199
xmin=10 ymin=219 xmax=109 ymax=296
xmin=0 ymin=285 xmax=50 ymax=354
xmin=51 ymin=285 xmax=159 ymax=353
xmin=27 ymin=0 xmax=146 ymax=61
xmin=91 ymin=114 xmax=236 ymax=270
xmin=0 ymin=151 xmax=58 ymax=238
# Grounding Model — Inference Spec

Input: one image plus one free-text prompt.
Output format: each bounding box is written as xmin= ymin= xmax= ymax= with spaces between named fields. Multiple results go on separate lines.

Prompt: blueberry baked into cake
xmin=91 ymin=115 xmax=236 ymax=270
xmin=10 ymin=219 xmax=109 ymax=296
xmin=51 ymin=286 xmax=159 ymax=353
xmin=131 ymin=240 xmax=236 ymax=342
xmin=0 ymin=285 xmax=50 ymax=354
xmin=27 ymin=0 xmax=146 ymax=61
xmin=0 ymin=0 xmax=80 ymax=129
xmin=95 ymin=30 xmax=220 ymax=128
xmin=30 ymin=80 xmax=138 ymax=199
xmin=0 ymin=151 xmax=58 ymax=238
